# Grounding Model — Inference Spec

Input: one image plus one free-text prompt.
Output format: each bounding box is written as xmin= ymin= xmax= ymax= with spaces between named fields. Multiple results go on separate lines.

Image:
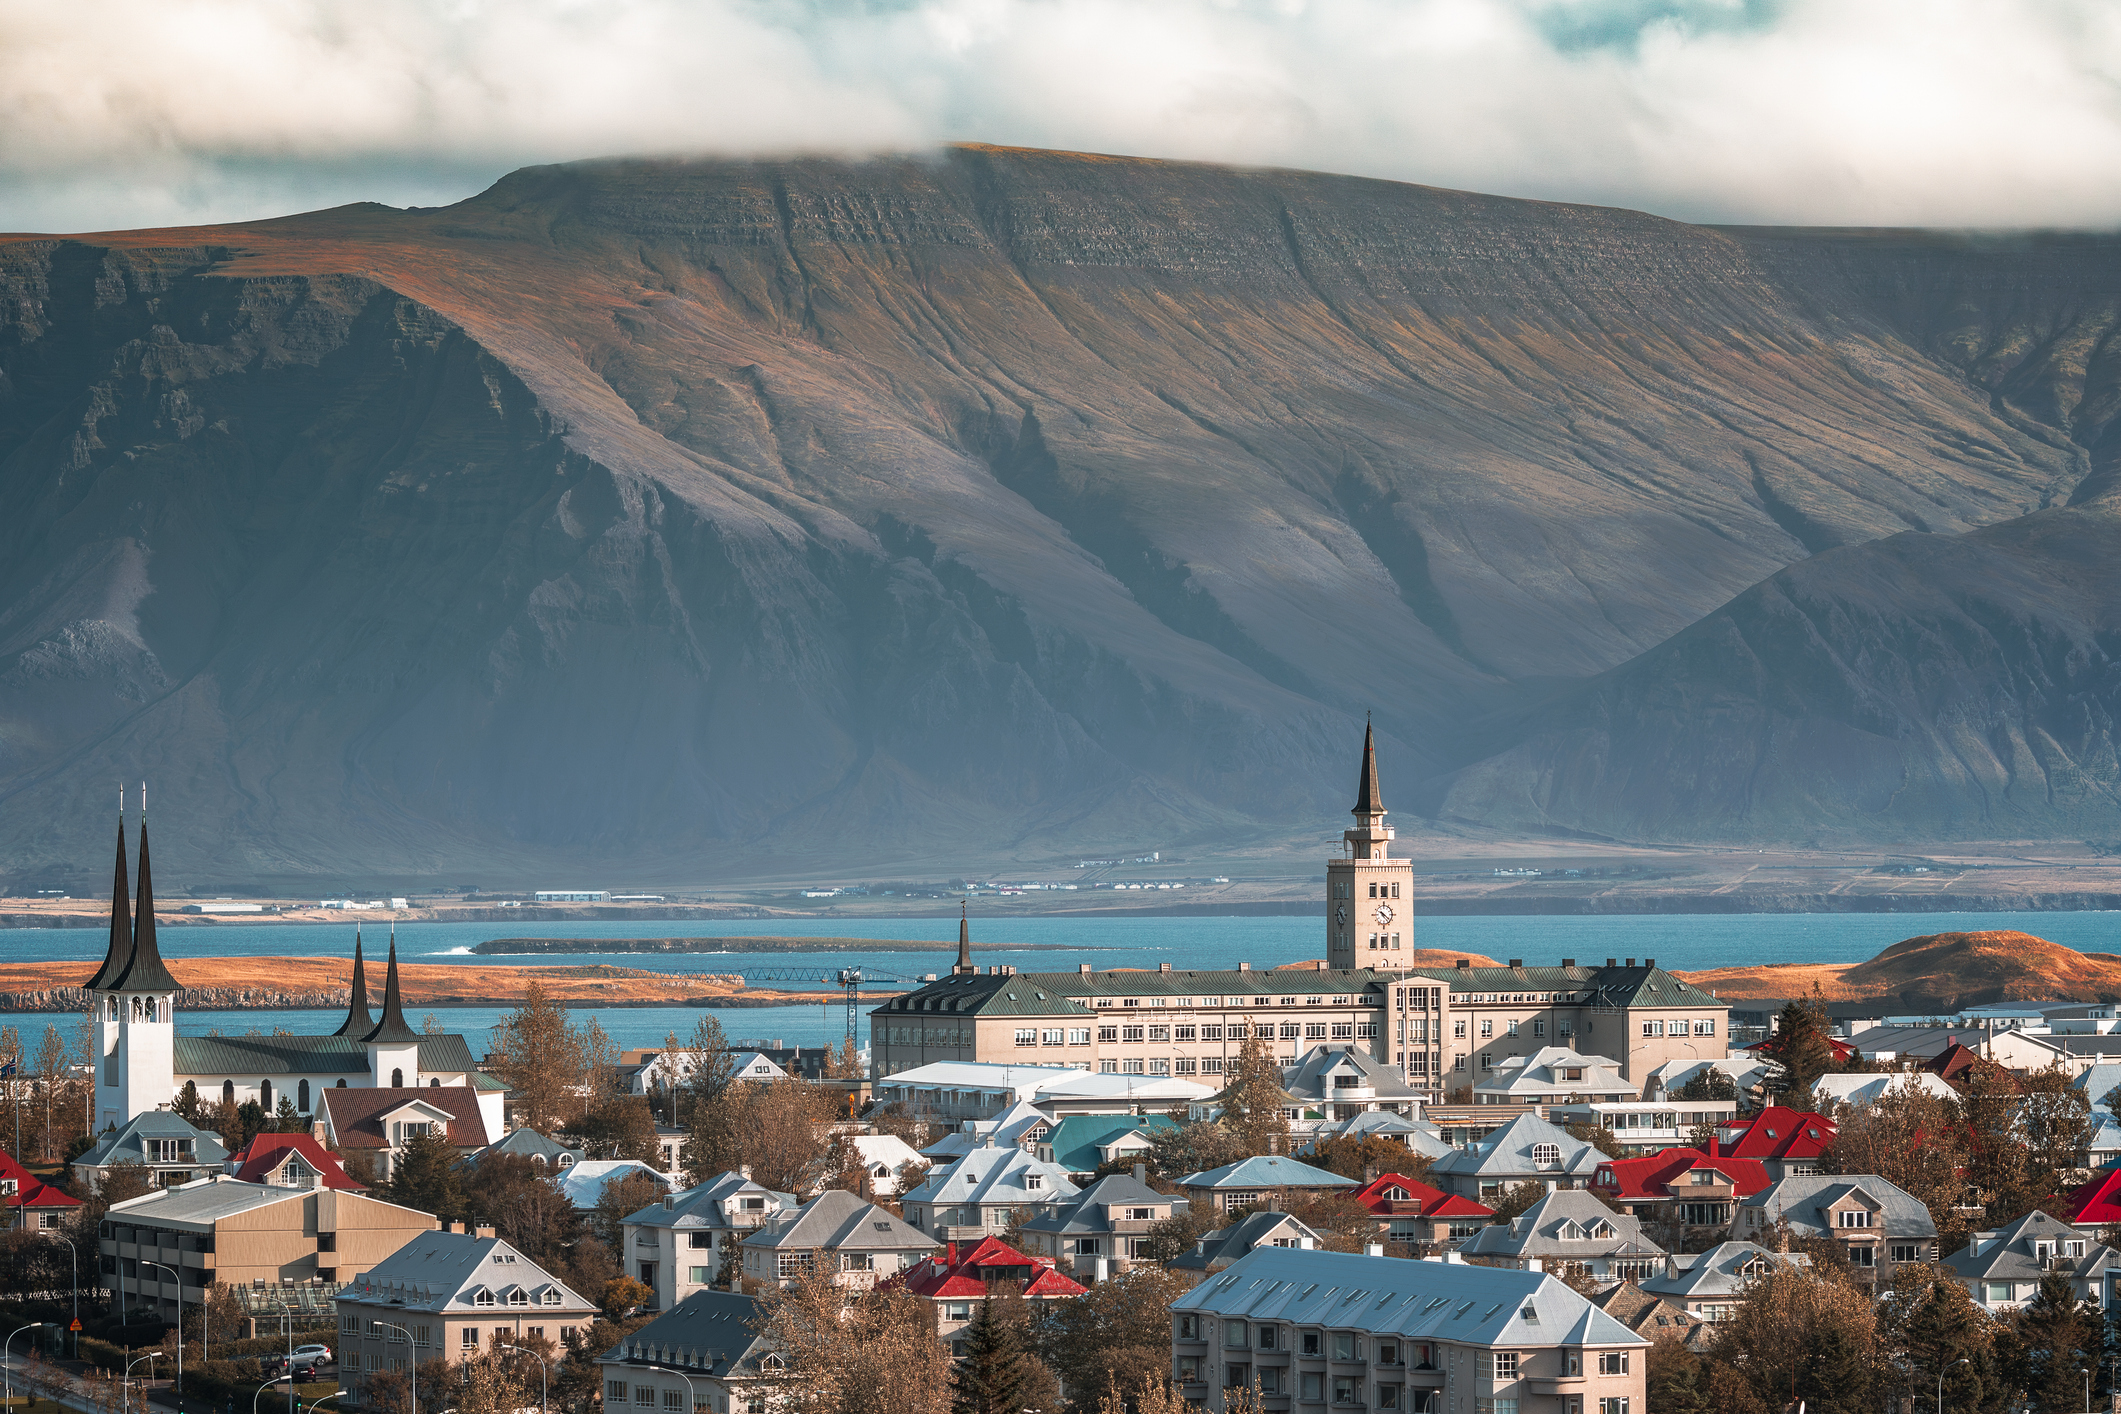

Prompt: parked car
xmin=290 ymin=1345 xmax=333 ymax=1365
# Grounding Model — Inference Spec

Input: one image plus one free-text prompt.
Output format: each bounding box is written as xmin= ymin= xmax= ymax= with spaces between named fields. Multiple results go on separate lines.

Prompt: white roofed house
xmin=1945 ymin=1209 xmax=2121 ymax=1314
xmin=1168 ymin=1245 xmax=1649 ymax=1414
xmin=842 ymin=1133 xmax=926 ymax=1195
xmin=1812 ymin=1071 xmax=1958 ymax=1109
xmin=334 ymin=1230 xmax=599 ymax=1404
xmin=739 ymin=1188 xmax=937 ymax=1289
xmin=921 ymin=1098 xmax=1053 ymax=1161
xmin=898 ymin=1141 xmax=1080 ymax=1242
xmin=1425 ymin=1112 xmax=1603 ymax=1203
xmin=1639 ymin=1242 xmax=1809 ymax=1324
xmin=1457 ymin=1189 xmax=1667 ymax=1283
xmin=558 ymin=1159 xmax=678 ymax=1213
xmin=1278 ymin=1046 xmax=1425 ymax=1123
xmin=620 ymin=1171 xmax=800 ymax=1312
xmin=1472 ymin=1047 xmax=1635 ymax=1106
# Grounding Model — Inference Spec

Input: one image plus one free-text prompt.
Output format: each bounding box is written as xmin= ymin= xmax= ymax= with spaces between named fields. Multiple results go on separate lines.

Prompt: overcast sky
xmin=6 ymin=0 xmax=2121 ymax=234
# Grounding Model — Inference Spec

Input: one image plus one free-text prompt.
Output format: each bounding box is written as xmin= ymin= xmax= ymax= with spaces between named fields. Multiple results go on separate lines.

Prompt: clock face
xmin=1334 ymin=903 xmax=1348 ymax=927
xmin=1374 ymin=903 xmax=1395 ymax=926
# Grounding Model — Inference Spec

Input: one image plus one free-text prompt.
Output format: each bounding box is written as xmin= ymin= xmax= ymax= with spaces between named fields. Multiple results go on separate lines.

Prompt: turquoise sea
xmin=2 ymin=909 xmax=2114 ymax=1052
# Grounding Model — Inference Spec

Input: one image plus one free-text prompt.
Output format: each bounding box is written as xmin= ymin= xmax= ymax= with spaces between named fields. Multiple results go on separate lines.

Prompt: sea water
xmin=0 ymin=909 xmax=2114 ymax=1051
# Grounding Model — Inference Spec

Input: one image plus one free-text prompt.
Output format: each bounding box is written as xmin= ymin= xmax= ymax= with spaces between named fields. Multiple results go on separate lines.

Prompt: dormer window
xmin=1531 ymin=1143 xmax=1560 ymax=1168
xmin=1026 ymin=1174 xmax=1044 ymax=1191
xmin=473 ymin=1289 xmax=495 ymax=1307
xmin=544 ymin=1290 xmax=563 ymax=1306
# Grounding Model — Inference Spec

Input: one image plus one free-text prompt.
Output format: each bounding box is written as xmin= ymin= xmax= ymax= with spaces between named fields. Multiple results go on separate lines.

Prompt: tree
xmin=1675 ymin=1068 xmax=1738 ymax=1103
xmin=171 ymin=1080 xmax=201 ymax=1123
xmin=1310 ymin=1133 xmax=1433 ymax=1182
xmin=385 ymin=1129 xmax=468 ymax=1221
xmin=1885 ymin=1272 xmax=2003 ymax=1414
xmin=1644 ymin=1340 xmax=1713 ymax=1414
xmin=1143 ymin=1120 xmax=1250 ymax=1182
xmin=726 ymin=1076 xmax=835 ymax=1196
xmin=570 ymin=1095 xmax=660 ymax=1163
xmin=467 ymin=1152 xmax=615 ymax=1298
xmin=950 ymin=1294 xmax=1044 ymax=1414
xmin=1214 ymin=1027 xmax=1293 ymax=1157
xmin=2016 ymin=1062 xmax=2092 ymax=1179
xmin=2016 ymin=1271 xmax=2100 ymax=1413
xmin=1562 ymin=1121 xmax=1623 ymax=1159
xmin=1824 ymin=1083 xmax=1972 ymax=1253
xmin=601 ymin=1274 xmax=652 ymax=1319
xmin=1134 ymin=1202 xmax=1222 ymax=1264
xmin=490 ymin=983 xmax=601 ymax=1133
xmin=754 ymin=1263 xmax=951 ymax=1414
xmin=31 ymin=1025 xmax=67 ymax=1162
xmin=1271 ymin=1193 xmax=1381 ymax=1252
xmin=674 ymin=1015 xmax=746 ymax=1176
xmin=1488 ymin=1181 xmax=1546 ymax=1223
xmin=592 ymin=1169 xmax=671 ymax=1262
xmin=824 ymin=1036 xmax=864 ymax=1080
xmin=1709 ymin=1263 xmax=1880 ymax=1412
xmin=1034 ymin=1266 xmax=1193 ymax=1412
xmin=1765 ymin=996 xmax=1834 ymax=1102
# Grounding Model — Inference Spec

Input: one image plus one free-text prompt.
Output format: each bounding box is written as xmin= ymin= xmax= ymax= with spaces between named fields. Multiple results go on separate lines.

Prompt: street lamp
xmin=139 ymin=1260 xmax=183 ymax=1393
xmin=300 ymin=1391 xmax=349 ymax=1414
xmin=125 ymin=1351 xmax=162 ymax=1414
xmin=43 ymin=1234 xmax=77 ymax=1358
xmin=1939 ymin=1355 xmax=1970 ymax=1414
xmin=4 ymin=1322 xmax=46 ymax=1412
xmin=499 ymin=1344 xmax=549 ymax=1414
xmin=370 ymin=1320 xmax=418 ymax=1414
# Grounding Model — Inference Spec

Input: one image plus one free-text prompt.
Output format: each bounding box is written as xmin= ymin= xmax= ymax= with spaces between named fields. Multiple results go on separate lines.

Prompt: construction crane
xmin=722 ymin=966 xmax=916 ymax=1051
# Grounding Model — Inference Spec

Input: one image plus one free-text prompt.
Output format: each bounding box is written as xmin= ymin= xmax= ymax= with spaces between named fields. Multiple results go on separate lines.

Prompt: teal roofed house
xmin=1173 ymin=1154 xmax=1355 ymax=1212
xmin=1036 ymin=1114 xmax=1177 ymax=1179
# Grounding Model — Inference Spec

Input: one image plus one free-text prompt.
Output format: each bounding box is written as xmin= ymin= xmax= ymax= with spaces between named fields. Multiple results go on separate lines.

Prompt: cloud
xmin=4 ymin=0 xmax=2121 ymax=232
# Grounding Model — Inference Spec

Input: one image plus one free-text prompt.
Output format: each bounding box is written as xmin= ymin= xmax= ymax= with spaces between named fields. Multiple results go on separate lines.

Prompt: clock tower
xmin=1326 ymin=722 xmax=1416 ymax=971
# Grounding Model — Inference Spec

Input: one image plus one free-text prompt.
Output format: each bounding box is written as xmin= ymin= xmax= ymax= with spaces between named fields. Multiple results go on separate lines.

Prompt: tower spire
xmin=955 ymin=901 xmax=973 ymax=975
xmin=332 ymin=927 xmax=373 ymax=1037
xmin=1352 ymin=716 xmax=1384 ymax=819
xmin=113 ymin=793 xmax=179 ymax=993
xmin=86 ymin=788 xmax=132 ymax=991
xmin=361 ymin=934 xmax=420 ymax=1046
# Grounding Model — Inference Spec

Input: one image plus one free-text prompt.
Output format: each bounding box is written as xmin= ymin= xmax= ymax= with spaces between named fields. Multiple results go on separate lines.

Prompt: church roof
xmin=85 ymin=816 xmax=132 ymax=992
xmin=360 ymin=938 xmax=421 ymax=1045
xmin=1353 ymin=719 xmax=1383 ymax=816
xmin=331 ymin=933 xmax=374 ymax=1037
xmin=173 ymin=1032 xmax=477 ymax=1076
xmin=109 ymin=818 xmax=179 ymax=993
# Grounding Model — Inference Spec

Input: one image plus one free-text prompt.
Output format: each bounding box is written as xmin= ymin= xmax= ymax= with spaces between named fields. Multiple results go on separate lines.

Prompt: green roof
xmin=1042 ymin=1114 xmax=1177 ymax=1174
xmin=1441 ymin=965 xmax=1724 ymax=1009
xmin=872 ymin=967 xmax=1389 ymax=1018
xmin=173 ymin=1033 xmax=478 ymax=1076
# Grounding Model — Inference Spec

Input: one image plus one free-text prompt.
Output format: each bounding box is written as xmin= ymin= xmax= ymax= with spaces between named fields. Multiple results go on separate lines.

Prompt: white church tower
xmin=87 ymin=793 xmax=180 ymax=1129
xmin=362 ymin=932 xmax=423 ymax=1089
xmin=1326 ymin=722 xmax=1417 ymax=971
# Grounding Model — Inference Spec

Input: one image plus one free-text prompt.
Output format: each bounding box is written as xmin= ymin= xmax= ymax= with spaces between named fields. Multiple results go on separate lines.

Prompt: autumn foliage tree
xmin=754 ymin=1264 xmax=951 ymax=1414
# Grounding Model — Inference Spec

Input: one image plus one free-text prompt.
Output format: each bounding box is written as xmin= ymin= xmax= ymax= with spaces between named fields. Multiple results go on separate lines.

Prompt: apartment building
xmin=335 ymin=1230 xmax=598 ymax=1403
xmin=620 ymin=1172 xmax=798 ymax=1311
xmin=101 ymin=1177 xmax=433 ymax=1321
xmin=1170 ymin=1246 xmax=1649 ymax=1414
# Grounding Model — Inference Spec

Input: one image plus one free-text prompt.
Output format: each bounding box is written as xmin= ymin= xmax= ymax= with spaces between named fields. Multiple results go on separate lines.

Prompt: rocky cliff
xmin=4 ymin=147 xmax=2119 ymax=881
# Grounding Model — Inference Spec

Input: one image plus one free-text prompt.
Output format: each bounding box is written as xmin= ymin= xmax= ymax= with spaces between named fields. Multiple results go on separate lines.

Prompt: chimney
xmin=1508 ymin=959 xmax=1523 ymax=970
xmin=1561 ymin=959 xmax=1575 ymax=969
xmin=1645 ymin=958 xmax=1656 ymax=971
xmin=1268 ymin=1135 xmax=1279 ymax=1156
xmin=1160 ymin=962 xmax=1172 ymax=972
xmin=1264 ymin=1193 xmax=1279 ymax=1211
xmin=1607 ymin=958 xmax=1617 ymax=968
xmin=1079 ymin=963 xmax=1092 ymax=974
xmin=475 ymin=1223 xmax=495 ymax=1239
xmin=1134 ymin=1162 xmax=1146 ymax=1183
xmin=1456 ymin=959 xmax=1470 ymax=971
xmin=1625 ymin=958 xmax=1635 ymax=968
xmin=1364 ymin=1242 xmax=1385 ymax=1257
xmin=1238 ymin=962 xmax=1251 ymax=972
xmin=739 ymin=1165 xmax=752 ymax=1180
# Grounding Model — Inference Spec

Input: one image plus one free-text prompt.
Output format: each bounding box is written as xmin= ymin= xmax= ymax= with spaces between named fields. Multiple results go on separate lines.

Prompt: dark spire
xmin=86 ymin=800 xmax=132 ymax=992
xmin=361 ymin=933 xmax=420 ymax=1046
xmin=113 ymin=805 xmax=180 ymax=993
xmin=1352 ymin=717 xmax=1384 ymax=818
xmin=332 ymin=929 xmax=373 ymax=1037
xmin=956 ymin=901 xmax=972 ymax=975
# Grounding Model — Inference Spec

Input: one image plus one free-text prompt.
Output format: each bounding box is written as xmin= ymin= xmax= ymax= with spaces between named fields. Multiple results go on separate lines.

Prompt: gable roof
xmin=318 ymin=1085 xmax=491 ymax=1151
xmin=1713 ymin=1107 xmax=1835 ymax=1162
xmin=1349 ymin=1173 xmax=1494 ymax=1220
xmin=172 ymin=1032 xmax=478 ymax=1077
xmin=557 ymin=1160 xmax=675 ymax=1210
xmin=0 ymin=1151 xmax=80 ymax=1211
xmin=1475 ymin=1047 xmax=1632 ymax=1097
xmin=901 ymin=1145 xmax=1080 ymax=1209
xmin=1641 ymin=1242 xmax=1804 ymax=1300
xmin=75 ymin=1112 xmax=227 ymax=1169
xmin=1946 ymin=1207 xmax=2121 ymax=1283
xmin=1280 ymin=1046 xmax=1425 ymax=1104
xmin=1458 ymin=1189 xmax=1663 ymax=1261
xmin=1428 ymin=1112 xmax=1601 ymax=1179
xmin=340 ymin=1230 xmax=598 ymax=1314
xmin=225 ymin=1133 xmax=362 ymax=1190
xmin=1589 ymin=1281 xmax=1706 ymax=1341
xmin=922 ymin=1098 xmax=1054 ymax=1160
xmin=1040 ymin=1114 xmax=1177 ymax=1174
xmin=889 ymin=1235 xmax=1087 ymax=1300
xmin=1019 ymin=1173 xmax=1186 ymax=1237
xmin=740 ymin=1189 xmax=936 ymax=1253
xmin=1170 ymin=1210 xmax=1328 ymax=1271
xmin=2064 ymin=1167 xmax=2121 ymax=1228
xmin=1175 ymin=1154 xmax=1353 ymax=1191
xmin=622 ymin=1170 xmax=799 ymax=1231
xmin=477 ymin=1127 xmax=584 ymax=1167
xmin=1740 ymin=1172 xmax=1937 ymax=1238
xmin=1591 ymin=1148 xmax=1773 ymax=1202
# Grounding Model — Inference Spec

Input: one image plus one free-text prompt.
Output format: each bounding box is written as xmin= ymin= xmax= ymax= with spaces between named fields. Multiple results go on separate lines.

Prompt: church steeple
xmin=361 ymin=933 xmax=420 ymax=1045
xmin=954 ymin=902 xmax=973 ymax=976
xmin=85 ymin=798 xmax=132 ymax=992
xmin=332 ymin=929 xmax=373 ymax=1037
xmin=112 ymin=806 xmax=180 ymax=993
xmin=1352 ymin=717 xmax=1384 ymax=821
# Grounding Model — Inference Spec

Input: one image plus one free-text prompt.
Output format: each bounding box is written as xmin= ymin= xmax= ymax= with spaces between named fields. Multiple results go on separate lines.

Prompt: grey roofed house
xmin=471 ymin=1126 xmax=583 ymax=1170
xmin=73 ymin=1111 xmax=227 ymax=1190
xmin=1304 ymin=1110 xmax=1454 ymax=1160
xmin=1168 ymin=1209 xmax=1327 ymax=1280
xmin=1945 ymin=1208 xmax=2121 ymax=1313
xmin=738 ymin=1188 xmax=936 ymax=1287
xmin=1457 ymin=1189 xmax=1664 ymax=1277
xmin=340 ymin=1228 xmax=599 ymax=1315
xmin=898 ymin=1142 xmax=1080 ymax=1239
xmin=1016 ymin=1170 xmax=1189 ymax=1275
xmin=1639 ymin=1242 xmax=1808 ymax=1319
xmin=620 ymin=1170 xmax=802 ymax=1313
xmin=1473 ymin=1047 xmax=1635 ymax=1104
xmin=1279 ymin=1045 xmax=1425 ymax=1118
xmin=1735 ymin=1172 xmax=1937 ymax=1243
xmin=597 ymin=1289 xmax=780 ymax=1409
xmin=1425 ymin=1111 xmax=1603 ymax=1200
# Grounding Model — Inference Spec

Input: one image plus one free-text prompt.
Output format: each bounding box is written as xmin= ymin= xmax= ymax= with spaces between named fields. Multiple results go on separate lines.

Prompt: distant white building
xmin=535 ymin=890 xmax=607 ymax=902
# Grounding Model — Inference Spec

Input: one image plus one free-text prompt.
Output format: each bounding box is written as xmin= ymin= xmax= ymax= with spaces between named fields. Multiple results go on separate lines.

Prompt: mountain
xmin=1683 ymin=929 xmax=2121 ymax=1009
xmin=3 ymin=147 xmax=2119 ymax=882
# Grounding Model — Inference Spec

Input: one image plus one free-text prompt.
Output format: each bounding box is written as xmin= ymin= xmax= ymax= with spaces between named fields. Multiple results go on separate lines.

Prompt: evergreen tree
xmin=2017 ymin=1270 xmax=2098 ymax=1413
xmin=1769 ymin=997 xmax=1834 ymax=1100
xmin=385 ymin=1128 xmax=468 ymax=1220
xmin=1900 ymin=1276 xmax=1992 ymax=1407
xmin=1216 ymin=1026 xmax=1293 ymax=1156
xmin=948 ymin=1297 xmax=1040 ymax=1414
xmin=1644 ymin=1340 xmax=1711 ymax=1414
xmin=1796 ymin=1321 xmax=1873 ymax=1414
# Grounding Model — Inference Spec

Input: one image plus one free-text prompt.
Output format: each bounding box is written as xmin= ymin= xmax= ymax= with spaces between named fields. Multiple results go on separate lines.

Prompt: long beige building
xmin=872 ymin=733 xmax=1727 ymax=1100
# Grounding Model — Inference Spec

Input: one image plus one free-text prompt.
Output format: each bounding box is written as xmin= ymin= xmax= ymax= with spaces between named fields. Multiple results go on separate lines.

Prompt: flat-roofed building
xmin=1169 ymin=1246 xmax=1648 ymax=1413
xmin=101 ymin=1177 xmax=433 ymax=1322
xmin=335 ymin=1230 xmax=598 ymax=1402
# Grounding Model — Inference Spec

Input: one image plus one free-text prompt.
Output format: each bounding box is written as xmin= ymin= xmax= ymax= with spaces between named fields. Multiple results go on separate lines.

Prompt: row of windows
xmin=1643 ymin=1020 xmax=1717 ymax=1037
xmin=606 ymin=1381 xmax=753 ymax=1414
xmin=1013 ymin=1021 xmax=1380 ymax=1047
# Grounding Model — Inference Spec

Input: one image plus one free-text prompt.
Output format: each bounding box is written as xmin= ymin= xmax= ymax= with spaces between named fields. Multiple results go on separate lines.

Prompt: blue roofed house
xmin=1173 ymin=1155 xmax=1355 ymax=1214
xmin=1426 ymin=1112 xmax=1603 ymax=1203
xmin=1035 ymin=1114 xmax=1178 ymax=1180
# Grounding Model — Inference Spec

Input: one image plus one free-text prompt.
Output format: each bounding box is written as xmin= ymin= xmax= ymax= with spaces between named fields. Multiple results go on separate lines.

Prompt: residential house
xmin=1946 ymin=1209 xmax=2121 ymax=1314
xmin=1546 ymin=1100 xmax=1742 ymax=1156
xmin=1346 ymin=1173 xmax=1494 ymax=1250
xmin=1169 ymin=1246 xmax=1649 ymax=1413
xmin=1587 ymin=1281 xmax=1710 ymax=1352
xmin=898 ymin=1142 xmax=1079 ymax=1240
xmin=1036 ymin=1114 xmax=1177 ymax=1180
xmin=1735 ymin=1173 xmax=1937 ymax=1284
xmin=1173 ymin=1156 xmax=1354 ymax=1215
xmin=2074 ymin=1066 xmax=2121 ymax=1167
xmin=336 ymin=1230 xmax=598 ymax=1403
xmin=559 ymin=1160 xmax=677 ymax=1214
xmin=1640 ymin=1058 xmax=1777 ymax=1104
xmin=1471 ymin=1047 xmax=1634 ymax=1106
xmin=738 ymin=1189 xmax=935 ymax=1289
xmin=1639 ymin=1242 xmax=1808 ymax=1323
xmin=1168 ymin=1211 xmax=1330 ymax=1283
xmin=223 ymin=1133 xmax=361 ymax=1191
xmin=1456 ymin=1189 xmax=1666 ymax=1282
xmin=1709 ymin=1107 xmax=1835 ymax=1182
xmin=1017 ymin=1168 xmax=1189 ymax=1278
xmin=72 ymin=1112 xmax=226 ymax=1191
xmin=1425 ymin=1112 xmax=1603 ymax=1202
xmin=596 ymin=1290 xmax=782 ymax=1414
xmin=0 ymin=1152 xmax=79 ymax=1230
xmin=468 ymin=1127 xmax=583 ymax=1172
xmin=1279 ymin=1046 xmax=1425 ymax=1122
xmin=840 ymin=1134 xmax=926 ymax=1195
xmin=2063 ymin=1166 xmax=2121 ymax=1235
xmin=1589 ymin=1147 xmax=1773 ymax=1242
xmin=104 ymin=1177 xmax=432 ymax=1321
xmin=869 ymin=1062 xmax=1082 ymax=1126
xmin=317 ymin=1085 xmax=491 ymax=1183
xmin=1300 ymin=1110 xmax=1454 ymax=1163
xmin=889 ymin=1235 xmax=1087 ymax=1354
xmin=620 ymin=1172 xmax=799 ymax=1312
xmin=1813 ymin=1072 xmax=1957 ymax=1109
xmin=922 ymin=1098 xmax=1052 ymax=1162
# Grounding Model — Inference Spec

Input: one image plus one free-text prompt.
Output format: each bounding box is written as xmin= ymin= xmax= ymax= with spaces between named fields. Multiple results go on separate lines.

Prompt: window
xmin=1332 ymin=1332 xmax=1356 ymax=1360
xmin=1848 ymin=1245 xmax=1875 ymax=1267
xmin=1889 ymin=1245 xmax=1922 ymax=1264
xmin=1014 ymin=1029 xmax=1037 ymax=1047
xmin=1480 ymin=1019 xmax=1494 ymax=1039
xmin=1122 ymin=1025 xmax=1144 ymax=1043
xmin=608 ymin=1384 xmax=629 ymax=1403
xmin=1099 ymin=1061 xmax=1118 ymax=1073
xmin=1224 ymin=1321 xmax=1248 ymax=1348
xmin=1301 ymin=1374 xmax=1324 ymax=1401
xmin=1599 ymin=1402 xmax=1630 ymax=1414
xmin=1506 ymin=1019 xmax=1519 ymax=1037
xmin=1987 ymin=1283 xmax=2012 ymax=1302
xmin=1224 ymin=1364 xmax=1251 ymax=1389
xmin=1302 ymin=1331 xmax=1321 ymax=1356
xmin=1305 ymin=1023 xmax=1326 ymax=1040
xmin=1175 ymin=1058 xmax=1197 ymax=1075
xmin=1067 ymin=1029 xmax=1090 ymax=1045
xmin=1836 ymin=1210 xmax=1872 ymax=1228
xmin=634 ymin=1390 xmax=655 ymax=1407
xmin=1257 ymin=1325 xmax=1278 ymax=1351
xmin=687 ymin=1266 xmax=712 ymax=1283
xmin=462 ymin=1328 xmax=480 ymax=1349
xmin=1482 ymin=1053 xmax=1495 ymax=1070
xmin=665 ymin=1393 xmax=684 ymax=1411
xmin=1098 ymin=1026 xmax=1118 ymax=1044
xmin=1202 ymin=1024 xmax=1223 ymax=1041
xmin=1148 ymin=1025 xmax=1170 ymax=1042
xmin=1533 ymin=1020 xmax=1545 ymax=1037
xmin=1333 ymin=1377 xmax=1361 ymax=1405
xmin=1694 ymin=1019 xmax=1716 ymax=1036
xmin=1454 ymin=1055 xmax=1467 ymax=1072
xmin=1641 ymin=1021 xmax=1663 ymax=1038
xmin=1531 ymin=1143 xmax=1560 ymax=1167
xmin=2067 ymin=1240 xmax=2087 ymax=1258
xmin=1491 ymin=1352 xmax=1519 ymax=1379
xmin=1174 ymin=1025 xmax=1197 ymax=1042
xmin=1123 ymin=1059 xmax=1145 ymax=1074
xmin=1598 ymin=1352 xmax=1629 ymax=1375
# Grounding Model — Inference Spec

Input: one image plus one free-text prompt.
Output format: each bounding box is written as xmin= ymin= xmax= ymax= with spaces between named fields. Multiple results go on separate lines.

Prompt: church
xmin=88 ymin=807 xmax=505 ymax=1165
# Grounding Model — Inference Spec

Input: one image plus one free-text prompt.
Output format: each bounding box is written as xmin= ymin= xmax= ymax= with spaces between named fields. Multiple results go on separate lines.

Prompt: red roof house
xmin=1744 ymin=1034 xmax=1859 ymax=1067
xmin=2063 ymin=1168 xmax=2121 ymax=1230
xmin=1349 ymin=1172 xmax=1494 ymax=1245
xmin=0 ymin=1151 xmax=81 ymax=1229
xmin=224 ymin=1132 xmax=362 ymax=1191
xmin=1590 ymin=1146 xmax=1773 ymax=1233
xmin=1711 ymin=1107 xmax=1836 ymax=1180
xmin=887 ymin=1236 xmax=1086 ymax=1351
